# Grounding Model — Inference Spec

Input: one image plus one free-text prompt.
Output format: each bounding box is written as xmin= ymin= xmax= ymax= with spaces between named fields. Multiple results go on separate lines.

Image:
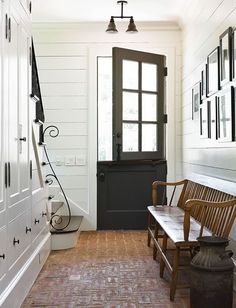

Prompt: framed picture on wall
xmin=207 ymin=47 xmax=220 ymax=97
xmin=219 ymin=27 xmax=233 ymax=86
xmin=233 ymin=28 xmax=236 ymax=81
xmin=209 ymin=96 xmax=218 ymax=140
xmin=200 ymin=100 xmax=210 ymax=139
xmin=217 ymin=86 xmax=234 ymax=142
xmin=201 ymin=64 xmax=208 ymax=100
xmin=192 ymin=82 xmax=201 ymax=120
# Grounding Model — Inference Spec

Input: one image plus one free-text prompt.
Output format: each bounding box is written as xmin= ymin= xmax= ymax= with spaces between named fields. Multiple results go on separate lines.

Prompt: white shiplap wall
xmin=181 ymin=0 xmax=236 ymax=247
xmin=33 ymin=22 xmax=182 ymax=230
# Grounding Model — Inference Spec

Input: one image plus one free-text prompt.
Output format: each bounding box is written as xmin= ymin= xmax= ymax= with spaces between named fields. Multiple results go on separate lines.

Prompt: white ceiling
xmin=32 ymin=0 xmax=190 ymax=24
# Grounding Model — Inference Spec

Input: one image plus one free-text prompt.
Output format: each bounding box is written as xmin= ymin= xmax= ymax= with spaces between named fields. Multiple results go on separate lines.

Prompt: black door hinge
xmin=163 ymin=114 xmax=168 ymax=123
xmin=164 ymin=67 xmax=168 ymax=77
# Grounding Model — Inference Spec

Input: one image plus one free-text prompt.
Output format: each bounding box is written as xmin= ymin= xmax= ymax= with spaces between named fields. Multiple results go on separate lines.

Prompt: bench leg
xmin=147 ymin=213 xmax=152 ymax=247
xmin=153 ymin=222 xmax=159 ymax=260
xmin=170 ymin=247 xmax=180 ymax=301
xmin=160 ymin=233 xmax=167 ymax=278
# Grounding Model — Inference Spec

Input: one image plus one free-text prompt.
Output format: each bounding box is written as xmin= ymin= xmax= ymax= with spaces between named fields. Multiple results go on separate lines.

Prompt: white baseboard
xmin=0 ymin=234 xmax=51 ymax=308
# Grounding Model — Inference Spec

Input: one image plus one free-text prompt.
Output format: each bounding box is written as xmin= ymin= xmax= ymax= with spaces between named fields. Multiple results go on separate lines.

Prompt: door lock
xmin=98 ymin=172 xmax=105 ymax=182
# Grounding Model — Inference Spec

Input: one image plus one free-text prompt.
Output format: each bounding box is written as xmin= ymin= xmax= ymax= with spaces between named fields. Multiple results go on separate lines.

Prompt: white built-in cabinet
xmin=0 ymin=1 xmax=50 ymax=306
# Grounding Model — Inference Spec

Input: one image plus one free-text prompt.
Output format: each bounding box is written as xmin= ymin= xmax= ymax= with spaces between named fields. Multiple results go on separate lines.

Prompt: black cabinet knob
xmin=0 ymin=254 xmax=5 ymax=260
xmin=19 ymin=137 xmax=27 ymax=142
xmin=34 ymin=219 xmax=40 ymax=224
xmin=42 ymin=212 xmax=47 ymax=217
xmin=13 ymin=238 xmax=20 ymax=245
xmin=26 ymin=227 xmax=32 ymax=233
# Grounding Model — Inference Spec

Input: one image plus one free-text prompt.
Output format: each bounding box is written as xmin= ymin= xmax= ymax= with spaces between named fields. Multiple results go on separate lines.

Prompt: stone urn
xmin=190 ymin=236 xmax=234 ymax=308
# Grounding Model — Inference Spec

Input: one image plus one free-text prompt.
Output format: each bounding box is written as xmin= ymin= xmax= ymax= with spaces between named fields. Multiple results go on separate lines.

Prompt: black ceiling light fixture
xmin=106 ymin=0 xmax=138 ymax=33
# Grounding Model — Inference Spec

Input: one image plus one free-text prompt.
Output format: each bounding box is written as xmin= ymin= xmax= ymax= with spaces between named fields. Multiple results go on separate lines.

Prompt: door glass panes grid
xmin=122 ymin=60 xmax=158 ymax=152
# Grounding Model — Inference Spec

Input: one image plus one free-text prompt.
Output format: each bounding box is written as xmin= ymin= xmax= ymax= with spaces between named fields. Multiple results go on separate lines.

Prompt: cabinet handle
xmin=26 ymin=227 xmax=31 ymax=233
xmin=13 ymin=238 xmax=20 ymax=246
xmin=5 ymin=14 xmax=8 ymax=39
xmin=30 ymin=160 xmax=32 ymax=179
xmin=5 ymin=163 xmax=8 ymax=188
xmin=42 ymin=212 xmax=47 ymax=217
xmin=34 ymin=219 xmax=40 ymax=224
xmin=29 ymin=1 xmax=32 ymax=13
xmin=0 ymin=254 xmax=5 ymax=260
xmin=8 ymin=17 xmax=11 ymax=43
xmin=8 ymin=162 xmax=10 ymax=187
xmin=19 ymin=137 xmax=27 ymax=142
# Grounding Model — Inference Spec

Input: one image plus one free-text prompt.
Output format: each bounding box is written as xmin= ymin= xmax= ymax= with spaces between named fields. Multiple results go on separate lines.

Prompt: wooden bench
xmin=147 ymin=178 xmax=236 ymax=301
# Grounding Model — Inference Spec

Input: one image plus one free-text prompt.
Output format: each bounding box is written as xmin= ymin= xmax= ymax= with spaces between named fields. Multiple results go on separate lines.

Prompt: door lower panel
xmin=97 ymin=160 xmax=167 ymax=230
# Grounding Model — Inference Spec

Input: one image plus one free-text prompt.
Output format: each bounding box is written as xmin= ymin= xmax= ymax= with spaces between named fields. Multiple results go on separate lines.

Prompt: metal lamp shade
xmin=106 ymin=17 xmax=118 ymax=33
xmin=126 ymin=17 xmax=138 ymax=32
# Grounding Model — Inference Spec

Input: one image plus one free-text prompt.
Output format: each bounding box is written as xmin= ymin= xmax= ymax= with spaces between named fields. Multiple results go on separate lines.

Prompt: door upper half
xmin=112 ymin=47 xmax=167 ymax=161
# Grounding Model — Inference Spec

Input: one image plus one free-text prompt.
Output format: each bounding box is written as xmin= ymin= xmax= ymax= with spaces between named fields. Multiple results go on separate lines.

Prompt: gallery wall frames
xmin=233 ymin=28 xmax=236 ymax=81
xmin=207 ymin=46 xmax=220 ymax=97
xmin=217 ymin=86 xmax=234 ymax=142
xmin=220 ymin=27 xmax=233 ymax=87
xmin=201 ymin=64 xmax=208 ymax=100
xmin=192 ymin=82 xmax=201 ymax=120
xmin=200 ymin=100 xmax=210 ymax=139
xmin=209 ymin=96 xmax=218 ymax=140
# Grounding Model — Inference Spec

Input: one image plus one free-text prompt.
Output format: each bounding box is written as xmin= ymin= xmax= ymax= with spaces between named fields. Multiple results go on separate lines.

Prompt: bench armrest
xmin=152 ymin=179 xmax=188 ymax=206
xmin=183 ymin=199 xmax=236 ymax=241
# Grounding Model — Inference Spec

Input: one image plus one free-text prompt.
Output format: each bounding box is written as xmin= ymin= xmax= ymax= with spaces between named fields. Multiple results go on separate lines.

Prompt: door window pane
xmin=142 ymin=63 xmax=157 ymax=92
xmin=123 ymin=60 xmax=138 ymax=90
xmin=123 ymin=92 xmax=139 ymax=121
xmin=142 ymin=94 xmax=157 ymax=121
xmin=123 ymin=123 xmax=138 ymax=152
xmin=97 ymin=57 xmax=112 ymax=161
xmin=142 ymin=124 xmax=157 ymax=151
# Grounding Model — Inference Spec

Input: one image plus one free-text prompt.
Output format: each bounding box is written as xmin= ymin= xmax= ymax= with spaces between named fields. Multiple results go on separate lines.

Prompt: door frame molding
xmin=88 ymin=44 xmax=177 ymax=230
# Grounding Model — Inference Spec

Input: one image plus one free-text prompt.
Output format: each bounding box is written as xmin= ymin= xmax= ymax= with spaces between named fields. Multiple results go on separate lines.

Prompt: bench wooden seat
xmin=148 ymin=205 xmax=212 ymax=244
xmin=147 ymin=178 xmax=236 ymax=301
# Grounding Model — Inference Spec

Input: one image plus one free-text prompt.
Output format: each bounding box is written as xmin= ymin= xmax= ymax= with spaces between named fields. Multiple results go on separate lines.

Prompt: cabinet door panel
xmin=19 ymin=27 xmax=30 ymax=197
xmin=8 ymin=12 xmax=20 ymax=206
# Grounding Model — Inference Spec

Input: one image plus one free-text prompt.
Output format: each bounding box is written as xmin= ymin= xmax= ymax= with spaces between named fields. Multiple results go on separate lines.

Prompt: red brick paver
xmin=21 ymin=230 xmax=229 ymax=307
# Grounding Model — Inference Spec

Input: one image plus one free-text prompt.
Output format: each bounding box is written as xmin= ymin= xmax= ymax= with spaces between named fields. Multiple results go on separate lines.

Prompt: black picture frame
xmin=200 ymin=100 xmax=210 ymax=139
xmin=201 ymin=64 xmax=208 ymax=100
xmin=219 ymin=27 xmax=233 ymax=86
xmin=209 ymin=96 xmax=218 ymax=140
xmin=192 ymin=82 xmax=201 ymax=120
xmin=233 ymin=28 xmax=236 ymax=81
xmin=217 ymin=86 xmax=234 ymax=142
xmin=207 ymin=47 xmax=220 ymax=97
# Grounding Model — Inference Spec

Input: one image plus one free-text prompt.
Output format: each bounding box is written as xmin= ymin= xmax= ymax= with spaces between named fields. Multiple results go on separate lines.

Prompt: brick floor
xmin=22 ymin=231 xmax=235 ymax=307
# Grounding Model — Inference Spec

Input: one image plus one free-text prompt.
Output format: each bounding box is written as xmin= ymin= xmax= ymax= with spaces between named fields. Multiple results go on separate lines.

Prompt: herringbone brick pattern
xmin=21 ymin=231 xmax=235 ymax=307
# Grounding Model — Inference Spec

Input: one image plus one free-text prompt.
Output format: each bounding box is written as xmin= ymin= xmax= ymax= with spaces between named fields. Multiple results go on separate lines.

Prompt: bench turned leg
xmin=160 ymin=233 xmax=167 ymax=278
xmin=147 ymin=213 xmax=152 ymax=247
xmin=170 ymin=247 xmax=180 ymax=301
xmin=153 ymin=222 xmax=159 ymax=260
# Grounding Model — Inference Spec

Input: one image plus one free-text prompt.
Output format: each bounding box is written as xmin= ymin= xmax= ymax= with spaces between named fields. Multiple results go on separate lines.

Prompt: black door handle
xmin=8 ymin=162 xmax=10 ymax=187
xmin=5 ymin=163 xmax=7 ymax=188
xmin=20 ymin=137 xmax=27 ymax=142
xmin=99 ymin=172 xmax=105 ymax=182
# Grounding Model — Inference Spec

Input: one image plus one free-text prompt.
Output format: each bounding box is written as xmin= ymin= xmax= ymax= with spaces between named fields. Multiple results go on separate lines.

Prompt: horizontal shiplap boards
xmin=45 ymin=109 xmax=87 ymax=123
xmin=44 ymin=122 xmax=87 ymax=136
xmin=40 ymin=83 xmax=87 ymax=96
xmin=38 ymin=69 xmax=87 ymax=83
xmin=35 ymin=43 xmax=87 ymax=56
xmin=36 ymin=56 xmax=86 ymax=69
xmin=183 ymin=148 xmax=236 ymax=171
xmin=54 ymin=175 xmax=88 ymax=189
xmin=42 ymin=96 xmax=87 ymax=109
xmin=45 ymin=135 xmax=87 ymax=149
xmin=46 ymin=165 xmax=87 ymax=176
